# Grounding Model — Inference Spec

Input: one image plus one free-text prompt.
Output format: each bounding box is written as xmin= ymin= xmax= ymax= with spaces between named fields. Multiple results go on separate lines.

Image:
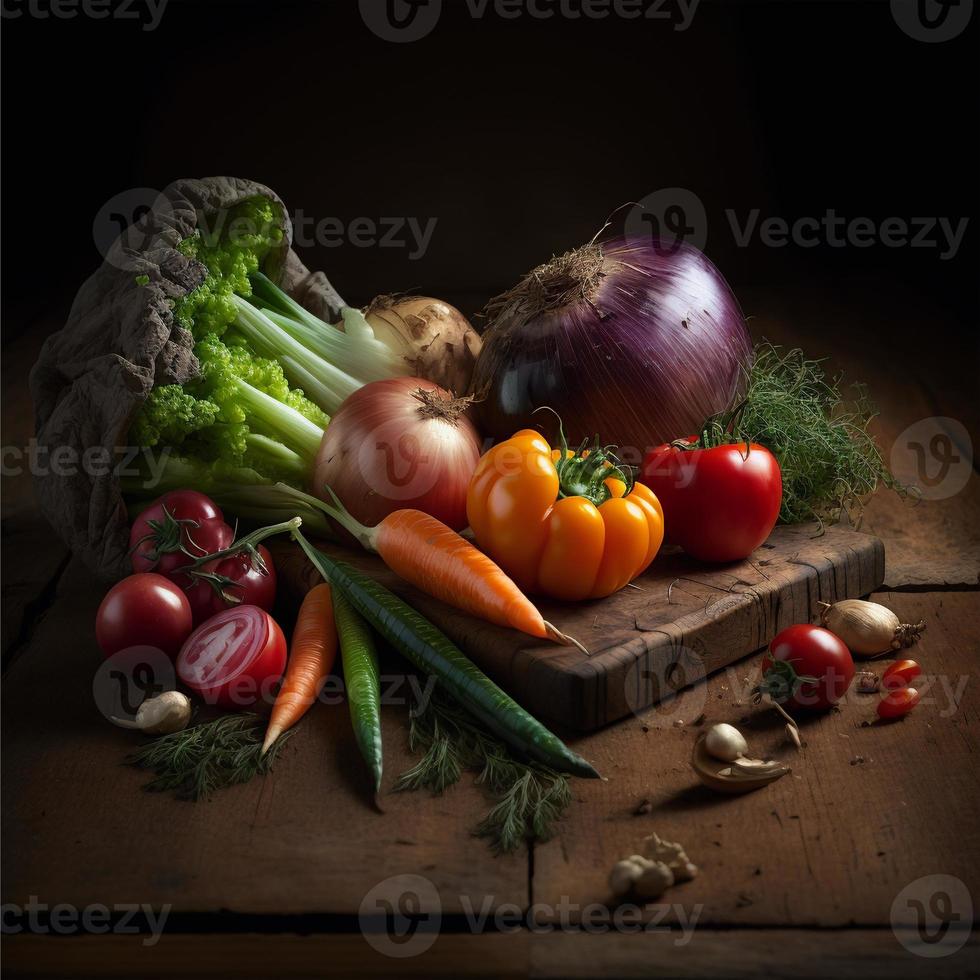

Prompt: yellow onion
xmin=365 ymin=295 xmax=482 ymax=395
xmin=818 ymin=599 xmax=925 ymax=657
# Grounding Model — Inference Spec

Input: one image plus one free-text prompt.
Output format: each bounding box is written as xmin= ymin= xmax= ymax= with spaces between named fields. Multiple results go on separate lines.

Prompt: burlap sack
xmin=30 ymin=176 xmax=345 ymax=578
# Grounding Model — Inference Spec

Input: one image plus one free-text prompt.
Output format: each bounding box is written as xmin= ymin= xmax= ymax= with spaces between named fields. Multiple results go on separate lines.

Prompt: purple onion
xmin=471 ymin=237 xmax=752 ymax=462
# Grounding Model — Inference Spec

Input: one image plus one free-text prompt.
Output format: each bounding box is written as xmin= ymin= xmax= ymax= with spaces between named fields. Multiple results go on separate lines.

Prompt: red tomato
xmin=881 ymin=659 xmax=922 ymax=690
xmin=877 ymin=686 xmax=920 ymax=720
xmin=641 ymin=441 xmax=782 ymax=562
xmin=129 ymin=490 xmax=234 ymax=578
xmin=183 ymin=545 xmax=278 ymax=624
xmin=96 ymin=573 xmax=193 ymax=659
xmin=176 ymin=605 xmax=286 ymax=709
xmin=760 ymin=624 xmax=855 ymax=711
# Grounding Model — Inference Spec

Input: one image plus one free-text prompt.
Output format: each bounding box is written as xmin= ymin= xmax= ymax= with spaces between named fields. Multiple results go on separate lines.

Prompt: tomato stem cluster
xmin=754 ymin=658 xmax=818 ymax=705
xmin=128 ymin=506 xmax=210 ymax=568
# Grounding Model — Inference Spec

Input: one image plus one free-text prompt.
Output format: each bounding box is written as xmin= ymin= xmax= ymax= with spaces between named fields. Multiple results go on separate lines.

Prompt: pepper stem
xmin=533 ymin=407 xmax=634 ymax=507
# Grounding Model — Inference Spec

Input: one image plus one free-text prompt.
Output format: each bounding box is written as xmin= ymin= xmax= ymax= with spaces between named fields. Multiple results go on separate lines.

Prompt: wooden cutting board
xmin=272 ymin=524 xmax=884 ymax=732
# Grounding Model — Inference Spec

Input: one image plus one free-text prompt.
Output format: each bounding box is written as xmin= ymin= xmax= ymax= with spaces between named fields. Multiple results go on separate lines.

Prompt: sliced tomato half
xmin=176 ymin=605 xmax=286 ymax=709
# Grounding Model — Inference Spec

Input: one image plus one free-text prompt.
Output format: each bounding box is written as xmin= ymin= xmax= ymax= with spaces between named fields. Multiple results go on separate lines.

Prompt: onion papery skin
xmin=365 ymin=296 xmax=483 ymax=396
xmin=314 ymin=377 xmax=482 ymax=534
xmin=471 ymin=239 xmax=752 ymax=461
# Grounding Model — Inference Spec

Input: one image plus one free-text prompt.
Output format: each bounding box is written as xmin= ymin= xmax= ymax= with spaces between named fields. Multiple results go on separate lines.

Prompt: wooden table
xmin=3 ymin=286 xmax=979 ymax=978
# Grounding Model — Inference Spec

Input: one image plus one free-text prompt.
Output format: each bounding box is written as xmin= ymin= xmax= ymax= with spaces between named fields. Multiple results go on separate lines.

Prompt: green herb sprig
xmin=742 ymin=344 xmax=908 ymax=524
xmin=127 ymin=713 xmax=291 ymax=800
xmin=396 ymin=690 xmax=572 ymax=853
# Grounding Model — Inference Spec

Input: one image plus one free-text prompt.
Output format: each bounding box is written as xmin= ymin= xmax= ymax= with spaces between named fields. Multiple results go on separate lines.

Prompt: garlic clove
xmin=704 ymin=723 xmax=748 ymax=762
xmin=731 ymin=757 xmax=788 ymax=777
xmin=692 ymin=734 xmax=791 ymax=794
xmin=114 ymin=691 xmax=193 ymax=735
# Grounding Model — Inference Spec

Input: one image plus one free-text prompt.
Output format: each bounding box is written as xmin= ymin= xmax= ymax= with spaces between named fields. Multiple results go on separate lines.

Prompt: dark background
xmin=2 ymin=0 xmax=977 ymax=344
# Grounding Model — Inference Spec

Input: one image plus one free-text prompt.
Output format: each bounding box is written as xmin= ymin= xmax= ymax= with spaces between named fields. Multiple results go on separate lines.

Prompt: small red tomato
xmin=760 ymin=624 xmax=855 ymax=711
xmin=182 ymin=545 xmax=278 ymax=624
xmin=129 ymin=490 xmax=234 ymax=579
xmin=881 ymin=659 xmax=922 ymax=690
xmin=877 ymin=686 xmax=920 ymax=720
xmin=641 ymin=441 xmax=782 ymax=562
xmin=96 ymin=573 xmax=193 ymax=659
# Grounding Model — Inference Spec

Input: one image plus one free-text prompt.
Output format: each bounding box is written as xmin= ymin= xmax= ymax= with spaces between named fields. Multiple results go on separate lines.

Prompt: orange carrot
xmin=320 ymin=492 xmax=588 ymax=655
xmin=262 ymin=583 xmax=337 ymax=754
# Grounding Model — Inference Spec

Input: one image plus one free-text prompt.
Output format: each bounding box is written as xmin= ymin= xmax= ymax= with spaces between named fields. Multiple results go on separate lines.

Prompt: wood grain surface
xmin=2 ymin=294 xmax=978 ymax=979
xmin=5 ymin=930 xmax=977 ymax=980
xmin=272 ymin=524 xmax=884 ymax=731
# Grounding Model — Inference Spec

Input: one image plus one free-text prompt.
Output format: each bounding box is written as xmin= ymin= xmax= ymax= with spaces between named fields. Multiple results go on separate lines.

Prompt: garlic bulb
xmin=819 ymin=600 xmax=925 ymax=657
xmin=634 ymin=861 xmax=674 ymax=899
xmin=111 ymin=691 xmax=193 ymax=735
xmin=704 ymin=723 xmax=748 ymax=762
xmin=609 ymin=859 xmax=645 ymax=897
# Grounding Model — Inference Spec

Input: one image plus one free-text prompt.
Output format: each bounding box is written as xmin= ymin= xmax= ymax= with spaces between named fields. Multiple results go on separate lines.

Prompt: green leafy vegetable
xmin=127 ymin=713 xmax=291 ymax=800
xmin=174 ymin=197 xmax=283 ymax=340
xmin=127 ymin=198 xmax=327 ymax=502
xmin=396 ymin=688 xmax=572 ymax=853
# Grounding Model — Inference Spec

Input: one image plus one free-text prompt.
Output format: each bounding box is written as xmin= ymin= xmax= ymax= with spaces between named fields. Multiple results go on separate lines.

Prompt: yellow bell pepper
xmin=466 ymin=429 xmax=665 ymax=601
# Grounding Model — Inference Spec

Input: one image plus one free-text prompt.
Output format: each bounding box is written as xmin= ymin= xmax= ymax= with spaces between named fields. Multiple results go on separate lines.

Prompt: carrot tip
xmin=544 ymin=621 xmax=591 ymax=657
xmin=261 ymin=728 xmax=281 ymax=756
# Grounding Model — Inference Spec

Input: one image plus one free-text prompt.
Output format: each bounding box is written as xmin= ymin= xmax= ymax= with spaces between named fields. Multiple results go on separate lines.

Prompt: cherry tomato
xmin=96 ymin=573 xmax=193 ymax=659
xmin=881 ymin=659 xmax=922 ymax=690
xmin=760 ymin=624 xmax=855 ymax=711
xmin=129 ymin=490 xmax=234 ymax=578
xmin=177 ymin=605 xmax=287 ymax=709
xmin=641 ymin=441 xmax=782 ymax=562
xmin=877 ymin=686 xmax=920 ymax=720
xmin=183 ymin=545 xmax=278 ymax=624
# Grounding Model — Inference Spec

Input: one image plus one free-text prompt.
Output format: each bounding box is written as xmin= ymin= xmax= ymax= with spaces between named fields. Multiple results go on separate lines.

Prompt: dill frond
xmin=395 ymin=689 xmax=572 ymax=853
xmin=127 ymin=713 xmax=291 ymax=800
xmin=742 ymin=344 xmax=908 ymax=525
